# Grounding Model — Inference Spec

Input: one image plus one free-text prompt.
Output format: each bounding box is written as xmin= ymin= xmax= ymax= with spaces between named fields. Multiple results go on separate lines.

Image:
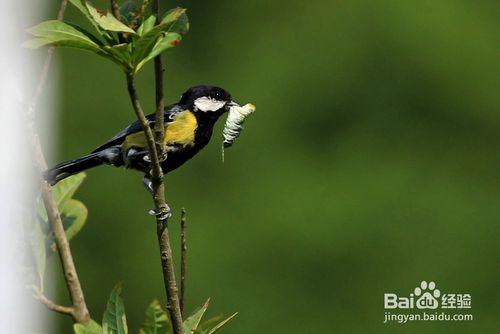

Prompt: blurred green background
xmin=39 ymin=0 xmax=499 ymax=333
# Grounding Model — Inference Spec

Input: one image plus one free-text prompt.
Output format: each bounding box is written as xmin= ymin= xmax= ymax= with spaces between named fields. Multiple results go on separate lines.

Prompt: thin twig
xmin=110 ymin=0 xmax=121 ymax=21
xmin=110 ymin=0 xmax=126 ymax=43
xmin=180 ymin=208 xmax=187 ymax=315
xmin=152 ymin=0 xmax=165 ymax=156
xmin=34 ymin=293 xmax=74 ymax=316
xmin=28 ymin=0 xmax=90 ymax=324
xmin=130 ymin=0 xmax=151 ymax=30
xmin=125 ymin=71 xmax=184 ymax=334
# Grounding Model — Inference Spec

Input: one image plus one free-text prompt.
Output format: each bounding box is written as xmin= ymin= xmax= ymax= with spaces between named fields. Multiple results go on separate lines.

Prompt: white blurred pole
xmin=0 ymin=0 xmax=49 ymax=332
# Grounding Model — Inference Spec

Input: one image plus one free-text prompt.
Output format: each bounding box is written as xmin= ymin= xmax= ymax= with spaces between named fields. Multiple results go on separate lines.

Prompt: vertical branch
xmin=130 ymin=0 xmax=151 ymax=30
xmin=125 ymin=72 xmax=184 ymax=334
xmin=110 ymin=0 xmax=121 ymax=21
xmin=150 ymin=1 xmax=184 ymax=332
xmin=110 ymin=0 xmax=125 ymax=43
xmin=180 ymin=208 xmax=187 ymax=316
xmin=152 ymin=0 xmax=165 ymax=154
xmin=28 ymin=0 xmax=90 ymax=324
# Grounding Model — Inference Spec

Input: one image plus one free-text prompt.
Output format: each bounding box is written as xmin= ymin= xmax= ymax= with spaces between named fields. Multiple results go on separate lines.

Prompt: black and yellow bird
xmin=45 ymin=85 xmax=240 ymax=193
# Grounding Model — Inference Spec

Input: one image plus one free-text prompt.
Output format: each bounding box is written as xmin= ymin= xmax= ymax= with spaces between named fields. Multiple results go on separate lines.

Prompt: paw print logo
xmin=415 ymin=281 xmax=440 ymax=309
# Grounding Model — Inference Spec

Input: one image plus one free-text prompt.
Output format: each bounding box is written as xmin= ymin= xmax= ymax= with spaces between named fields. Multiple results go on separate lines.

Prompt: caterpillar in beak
xmin=222 ymin=103 xmax=256 ymax=161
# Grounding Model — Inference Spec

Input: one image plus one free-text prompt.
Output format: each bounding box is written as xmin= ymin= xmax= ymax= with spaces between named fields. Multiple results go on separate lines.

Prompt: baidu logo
xmin=414 ymin=280 xmax=440 ymax=309
xmin=384 ymin=281 xmax=471 ymax=310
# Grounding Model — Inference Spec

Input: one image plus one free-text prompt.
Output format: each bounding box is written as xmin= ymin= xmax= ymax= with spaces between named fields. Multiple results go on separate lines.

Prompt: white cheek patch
xmin=194 ymin=96 xmax=226 ymax=112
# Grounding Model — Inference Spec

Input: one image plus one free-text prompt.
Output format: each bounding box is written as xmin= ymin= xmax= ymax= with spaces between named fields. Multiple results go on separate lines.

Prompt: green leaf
xmin=69 ymin=0 xmax=113 ymax=41
xmin=139 ymin=300 xmax=171 ymax=334
xmin=146 ymin=32 xmax=182 ymax=59
xmin=61 ymin=199 xmax=88 ymax=241
xmin=36 ymin=173 xmax=88 ymax=252
xmin=196 ymin=315 xmax=222 ymax=334
xmin=137 ymin=15 xmax=157 ymax=36
xmin=131 ymin=7 xmax=188 ymax=67
xmin=103 ymin=43 xmax=132 ymax=65
xmin=24 ymin=20 xmax=101 ymax=53
xmin=206 ymin=313 xmax=238 ymax=334
xmin=52 ymin=173 xmax=87 ymax=208
xmin=30 ymin=218 xmax=46 ymax=289
xmin=160 ymin=8 xmax=189 ymax=35
xmin=184 ymin=299 xmax=210 ymax=334
xmin=36 ymin=194 xmax=46 ymax=221
xmin=23 ymin=38 xmax=57 ymax=49
xmin=135 ymin=32 xmax=181 ymax=72
xmin=86 ymin=3 xmax=136 ymax=34
xmin=102 ymin=284 xmax=128 ymax=334
xmin=24 ymin=21 xmax=119 ymax=65
xmin=23 ymin=36 xmax=99 ymax=53
xmin=74 ymin=319 xmax=103 ymax=334
xmin=69 ymin=0 xmax=89 ymax=16
xmin=69 ymin=0 xmax=96 ymax=26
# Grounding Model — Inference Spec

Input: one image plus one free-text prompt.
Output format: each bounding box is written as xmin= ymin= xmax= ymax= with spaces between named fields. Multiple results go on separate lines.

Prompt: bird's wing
xmin=92 ymin=104 xmax=184 ymax=153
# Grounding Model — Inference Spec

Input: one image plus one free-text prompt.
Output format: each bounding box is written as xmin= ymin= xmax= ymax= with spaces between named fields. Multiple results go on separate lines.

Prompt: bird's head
xmin=179 ymin=85 xmax=239 ymax=118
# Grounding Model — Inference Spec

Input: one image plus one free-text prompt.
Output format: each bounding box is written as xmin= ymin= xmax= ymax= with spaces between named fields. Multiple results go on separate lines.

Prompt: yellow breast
xmin=123 ymin=110 xmax=198 ymax=150
xmin=164 ymin=110 xmax=197 ymax=147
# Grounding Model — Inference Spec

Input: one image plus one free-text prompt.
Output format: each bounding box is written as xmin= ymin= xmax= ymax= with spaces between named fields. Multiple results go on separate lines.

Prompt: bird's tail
xmin=44 ymin=153 xmax=104 ymax=185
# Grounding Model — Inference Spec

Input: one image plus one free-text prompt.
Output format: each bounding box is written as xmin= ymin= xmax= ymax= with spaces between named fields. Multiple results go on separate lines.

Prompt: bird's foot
xmin=142 ymin=149 xmax=167 ymax=163
xmin=148 ymin=205 xmax=172 ymax=220
xmin=158 ymin=149 xmax=168 ymax=162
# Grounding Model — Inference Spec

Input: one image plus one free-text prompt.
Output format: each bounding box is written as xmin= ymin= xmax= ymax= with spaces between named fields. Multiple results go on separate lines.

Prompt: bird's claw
xmin=143 ymin=149 xmax=167 ymax=163
xmin=159 ymin=149 xmax=168 ymax=162
xmin=148 ymin=206 xmax=172 ymax=220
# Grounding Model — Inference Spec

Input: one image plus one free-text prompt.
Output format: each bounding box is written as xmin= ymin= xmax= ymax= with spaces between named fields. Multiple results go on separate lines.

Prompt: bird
xmin=44 ymin=85 xmax=240 ymax=197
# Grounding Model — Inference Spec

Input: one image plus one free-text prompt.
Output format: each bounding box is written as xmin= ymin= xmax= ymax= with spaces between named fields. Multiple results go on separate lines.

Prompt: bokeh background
xmin=38 ymin=0 xmax=499 ymax=333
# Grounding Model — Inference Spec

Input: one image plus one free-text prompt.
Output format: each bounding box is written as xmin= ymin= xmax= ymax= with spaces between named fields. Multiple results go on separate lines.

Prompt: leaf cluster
xmin=24 ymin=0 xmax=189 ymax=74
xmin=74 ymin=285 xmax=237 ymax=334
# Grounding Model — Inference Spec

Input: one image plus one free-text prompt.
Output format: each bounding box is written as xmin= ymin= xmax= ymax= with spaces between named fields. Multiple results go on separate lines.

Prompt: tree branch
xmin=110 ymin=0 xmax=126 ymax=43
xmin=150 ymin=1 xmax=184 ymax=332
xmin=152 ymin=0 xmax=165 ymax=154
xmin=34 ymin=293 xmax=74 ymax=316
xmin=125 ymin=71 xmax=184 ymax=334
xmin=180 ymin=208 xmax=187 ymax=316
xmin=38 ymin=175 xmax=90 ymax=324
xmin=110 ymin=0 xmax=121 ymax=21
xmin=28 ymin=0 xmax=90 ymax=324
xmin=130 ymin=0 xmax=151 ymax=31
